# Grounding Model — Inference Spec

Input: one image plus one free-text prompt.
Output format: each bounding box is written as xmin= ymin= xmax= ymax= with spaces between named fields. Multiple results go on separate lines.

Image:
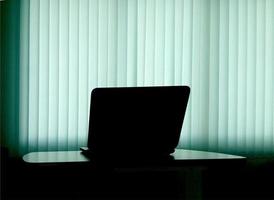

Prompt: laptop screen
xmin=87 ymin=86 xmax=190 ymax=157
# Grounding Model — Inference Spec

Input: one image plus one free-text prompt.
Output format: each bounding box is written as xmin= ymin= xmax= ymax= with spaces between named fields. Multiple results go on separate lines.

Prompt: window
xmin=3 ymin=0 xmax=274 ymax=155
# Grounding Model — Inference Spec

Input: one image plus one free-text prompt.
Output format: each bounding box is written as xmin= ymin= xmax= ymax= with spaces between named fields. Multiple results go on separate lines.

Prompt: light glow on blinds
xmin=19 ymin=0 xmax=274 ymax=155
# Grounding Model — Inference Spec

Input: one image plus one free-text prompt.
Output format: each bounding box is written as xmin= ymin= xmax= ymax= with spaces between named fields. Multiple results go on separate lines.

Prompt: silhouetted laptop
xmin=81 ymin=86 xmax=190 ymax=163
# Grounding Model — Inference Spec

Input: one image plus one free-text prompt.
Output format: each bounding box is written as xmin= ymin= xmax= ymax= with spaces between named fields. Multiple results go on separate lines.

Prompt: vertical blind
xmin=19 ymin=0 xmax=274 ymax=155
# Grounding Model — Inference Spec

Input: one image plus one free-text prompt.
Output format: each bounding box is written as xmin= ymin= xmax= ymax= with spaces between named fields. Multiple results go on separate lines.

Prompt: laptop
xmin=81 ymin=86 xmax=190 ymax=163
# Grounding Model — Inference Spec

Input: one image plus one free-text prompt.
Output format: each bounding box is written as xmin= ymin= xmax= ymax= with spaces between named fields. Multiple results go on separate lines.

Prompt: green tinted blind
xmin=19 ymin=0 xmax=274 ymax=155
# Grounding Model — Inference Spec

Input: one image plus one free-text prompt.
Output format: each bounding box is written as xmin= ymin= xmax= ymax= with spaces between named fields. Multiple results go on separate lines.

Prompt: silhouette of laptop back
xmin=82 ymin=86 xmax=190 ymax=161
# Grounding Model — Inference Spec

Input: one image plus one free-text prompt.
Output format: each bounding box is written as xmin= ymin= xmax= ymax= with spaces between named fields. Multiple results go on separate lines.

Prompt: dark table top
xmin=23 ymin=149 xmax=246 ymax=167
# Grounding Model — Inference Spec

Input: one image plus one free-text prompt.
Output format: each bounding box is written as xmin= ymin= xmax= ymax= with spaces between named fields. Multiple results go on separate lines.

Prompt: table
xmin=23 ymin=149 xmax=246 ymax=199
xmin=23 ymin=149 xmax=245 ymax=163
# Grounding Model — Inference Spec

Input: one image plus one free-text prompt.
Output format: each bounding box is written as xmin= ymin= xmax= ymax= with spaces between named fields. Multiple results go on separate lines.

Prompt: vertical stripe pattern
xmin=20 ymin=0 xmax=274 ymax=155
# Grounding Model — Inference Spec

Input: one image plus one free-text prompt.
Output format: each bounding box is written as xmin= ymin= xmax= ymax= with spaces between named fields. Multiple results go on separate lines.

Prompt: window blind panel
xmin=208 ymin=0 xmax=219 ymax=151
xmin=237 ymin=0 xmax=247 ymax=154
xmin=144 ymin=0 xmax=155 ymax=85
xmin=218 ymin=0 xmax=229 ymax=152
xmin=68 ymin=0 xmax=80 ymax=149
xmin=179 ymin=0 xmax=192 ymax=149
xmin=88 ymin=0 xmax=99 ymax=90
xmin=38 ymin=0 xmax=49 ymax=151
xmin=227 ymin=0 xmax=238 ymax=152
xmin=190 ymin=0 xmax=201 ymax=149
xmin=246 ymin=0 xmax=256 ymax=154
xmin=127 ymin=0 xmax=137 ymax=86
xmin=98 ymin=0 xmax=108 ymax=87
xmin=154 ymin=0 xmax=165 ymax=85
xmin=255 ymin=0 xmax=266 ymax=153
xmin=198 ymin=0 xmax=210 ymax=150
xmin=78 ymin=0 xmax=89 ymax=147
xmin=264 ymin=0 xmax=274 ymax=154
xmin=164 ymin=0 xmax=175 ymax=85
xmin=48 ymin=0 xmax=59 ymax=151
xmin=174 ymin=0 xmax=183 ymax=85
xmin=2 ymin=0 xmax=21 ymax=154
xmin=19 ymin=0 xmax=30 ymax=153
xmin=137 ymin=0 xmax=146 ymax=86
xmin=58 ymin=0 xmax=69 ymax=150
xmin=28 ymin=0 xmax=40 ymax=152
xmin=107 ymin=0 xmax=118 ymax=87
xmin=117 ymin=0 xmax=128 ymax=86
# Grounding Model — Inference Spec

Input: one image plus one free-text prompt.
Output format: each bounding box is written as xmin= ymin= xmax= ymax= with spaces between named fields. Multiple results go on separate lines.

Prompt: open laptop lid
xmin=86 ymin=86 xmax=190 ymax=157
